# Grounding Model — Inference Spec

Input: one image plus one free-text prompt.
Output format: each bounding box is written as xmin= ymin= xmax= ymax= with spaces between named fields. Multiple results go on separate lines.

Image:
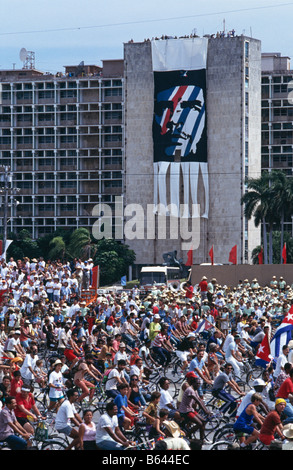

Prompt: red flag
xmin=186 ymin=248 xmax=193 ymax=266
xmin=258 ymin=247 xmax=263 ymax=265
xmin=91 ymin=265 xmax=99 ymax=290
xmin=229 ymin=245 xmax=237 ymax=265
xmin=255 ymin=333 xmax=272 ymax=368
xmin=282 ymin=243 xmax=287 ymax=264
xmin=209 ymin=245 xmax=214 ymax=265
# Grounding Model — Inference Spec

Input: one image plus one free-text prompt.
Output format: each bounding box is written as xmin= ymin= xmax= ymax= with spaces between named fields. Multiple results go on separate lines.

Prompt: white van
xmin=139 ymin=266 xmax=181 ymax=287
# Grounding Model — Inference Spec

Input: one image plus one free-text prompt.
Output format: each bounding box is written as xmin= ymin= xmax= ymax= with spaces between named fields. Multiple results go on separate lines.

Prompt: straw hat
xmin=283 ymin=424 xmax=293 ymax=439
xmin=53 ymin=359 xmax=63 ymax=368
xmin=163 ymin=420 xmax=181 ymax=438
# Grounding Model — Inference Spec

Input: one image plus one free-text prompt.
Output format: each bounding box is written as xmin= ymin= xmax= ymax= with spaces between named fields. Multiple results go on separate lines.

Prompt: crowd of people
xmin=0 ymin=256 xmax=292 ymax=451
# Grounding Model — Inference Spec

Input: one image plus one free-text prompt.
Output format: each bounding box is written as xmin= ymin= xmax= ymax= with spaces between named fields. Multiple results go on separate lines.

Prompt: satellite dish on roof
xmin=19 ymin=48 xmax=35 ymax=69
xmin=19 ymin=48 xmax=28 ymax=63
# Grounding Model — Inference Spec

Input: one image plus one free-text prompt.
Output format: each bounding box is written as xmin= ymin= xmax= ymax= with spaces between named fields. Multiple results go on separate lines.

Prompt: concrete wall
xmin=124 ymin=37 xmax=261 ymax=267
xmin=191 ymin=264 xmax=293 ymax=288
xmin=205 ymin=36 xmax=261 ymax=265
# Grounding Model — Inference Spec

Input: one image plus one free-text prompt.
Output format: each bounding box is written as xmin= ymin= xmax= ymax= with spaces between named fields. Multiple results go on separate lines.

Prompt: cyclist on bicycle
xmin=233 ymin=393 xmax=265 ymax=449
xmin=73 ymin=354 xmax=103 ymax=403
xmin=0 ymin=396 xmax=32 ymax=450
xmin=175 ymin=332 xmax=197 ymax=376
xmin=178 ymin=372 xmax=212 ymax=442
xmin=211 ymin=363 xmax=245 ymax=417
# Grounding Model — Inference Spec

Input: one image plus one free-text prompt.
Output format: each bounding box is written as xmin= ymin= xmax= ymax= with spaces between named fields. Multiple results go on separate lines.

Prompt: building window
xmin=245 ymin=41 xmax=249 ymax=59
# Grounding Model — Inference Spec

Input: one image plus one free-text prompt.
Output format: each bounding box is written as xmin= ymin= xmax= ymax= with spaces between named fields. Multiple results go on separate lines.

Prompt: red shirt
xmin=260 ymin=410 xmax=281 ymax=437
xmin=276 ymin=377 xmax=293 ymax=399
xmin=15 ymin=392 xmax=36 ymax=418
xmin=199 ymin=280 xmax=208 ymax=292
xmin=210 ymin=308 xmax=219 ymax=320
xmin=10 ymin=378 xmax=23 ymax=397
xmin=130 ymin=354 xmax=139 ymax=366
xmin=107 ymin=315 xmax=115 ymax=327
xmin=185 ymin=285 xmax=194 ymax=299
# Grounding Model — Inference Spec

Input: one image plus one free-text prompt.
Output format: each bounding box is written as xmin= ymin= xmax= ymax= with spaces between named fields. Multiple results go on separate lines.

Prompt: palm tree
xmin=268 ymin=170 xmax=293 ymax=263
xmin=48 ymin=236 xmax=67 ymax=261
xmin=67 ymin=228 xmax=97 ymax=260
xmin=241 ymin=172 xmax=278 ymax=264
xmin=251 ymin=245 xmax=263 ymax=265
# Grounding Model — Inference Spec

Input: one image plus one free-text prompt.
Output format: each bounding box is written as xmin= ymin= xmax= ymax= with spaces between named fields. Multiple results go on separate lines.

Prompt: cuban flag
xmin=196 ymin=319 xmax=214 ymax=334
xmin=270 ymin=307 xmax=293 ymax=360
xmin=255 ymin=334 xmax=273 ymax=368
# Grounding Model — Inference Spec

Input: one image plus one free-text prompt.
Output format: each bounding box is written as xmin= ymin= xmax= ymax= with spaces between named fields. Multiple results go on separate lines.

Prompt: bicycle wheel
xmin=155 ymin=377 xmax=178 ymax=399
xmin=208 ymin=440 xmax=238 ymax=450
xmin=204 ymin=413 xmax=223 ymax=433
xmin=0 ymin=442 xmax=11 ymax=451
xmin=41 ymin=439 xmax=67 ymax=450
xmin=212 ymin=424 xmax=235 ymax=443
xmin=246 ymin=367 xmax=263 ymax=386
xmin=35 ymin=394 xmax=50 ymax=415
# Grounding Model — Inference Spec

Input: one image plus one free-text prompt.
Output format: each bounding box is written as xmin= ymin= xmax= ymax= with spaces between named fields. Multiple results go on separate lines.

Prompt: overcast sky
xmin=1 ymin=0 xmax=293 ymax=73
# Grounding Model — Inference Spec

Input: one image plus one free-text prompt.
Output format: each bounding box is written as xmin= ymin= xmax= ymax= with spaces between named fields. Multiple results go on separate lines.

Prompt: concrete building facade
xmin=261 ymin=52 xmax=293 ymax=234
xmin=0 ymin=37 xmax=262 ymax=270
xmin=0 ymin=60 xmax=124 ymax=239
xmin=124 ymin=36 xmax=262 ymax=268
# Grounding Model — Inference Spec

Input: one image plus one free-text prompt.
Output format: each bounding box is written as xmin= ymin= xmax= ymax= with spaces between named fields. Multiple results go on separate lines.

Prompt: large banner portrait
xmin=152 ymin=38 xmax=209 ymax=218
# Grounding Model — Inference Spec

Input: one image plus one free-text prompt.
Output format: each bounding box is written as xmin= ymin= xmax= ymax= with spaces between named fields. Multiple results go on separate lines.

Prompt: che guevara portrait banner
xmin=152 ymin=38 xmax=209 ymax=218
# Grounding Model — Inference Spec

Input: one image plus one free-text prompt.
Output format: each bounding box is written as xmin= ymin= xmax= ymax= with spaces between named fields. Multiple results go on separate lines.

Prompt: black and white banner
xmin=152 ymin=38 xmax=209 ymax=218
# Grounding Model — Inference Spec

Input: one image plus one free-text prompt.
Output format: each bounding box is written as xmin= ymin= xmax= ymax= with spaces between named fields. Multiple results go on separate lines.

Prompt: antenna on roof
xmin=19 ymin=48 xmax=35 ymax=69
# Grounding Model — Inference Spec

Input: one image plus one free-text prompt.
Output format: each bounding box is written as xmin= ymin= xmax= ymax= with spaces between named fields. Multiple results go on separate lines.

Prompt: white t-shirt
xmin=48 ymin=370 xmax=64 ymax=399
xmin=55 ymin=400 xmax=76 ymax=430
xmin=96 ymin=413 xmax=120 ymax=444
xmin=20 ymin=354 xmax=38 ymax=381
xmin=159 ymin=389 xmax=175 ymax=409
xmin=222 ymin=334 xmax=234 ymax=354
xmin=274 ymin=353 xmax=288 ymax=378
xmin=225 ymin=341 xmax=238 ymax=361
xmin=105 ymin=368 xmax=125 ymax=391
xmin=236 ymin=390 xmax=255 ymax=417
xmin=8 ymin=313 xmax=17 ymax=328
xmin=113 ymin=351 xmax=128 ymax=366
xmin=163 ymin=437 xmax=190 ymax=450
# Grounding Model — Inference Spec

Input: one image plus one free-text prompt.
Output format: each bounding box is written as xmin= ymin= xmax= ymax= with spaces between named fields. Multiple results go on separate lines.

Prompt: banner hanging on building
xmin=151 ymin=38 xmax=209 ymax=219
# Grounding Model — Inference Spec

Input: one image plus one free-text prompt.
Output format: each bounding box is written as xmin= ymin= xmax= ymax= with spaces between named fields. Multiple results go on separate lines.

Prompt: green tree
xmin=251 ymin=245 xmax=263 ymax=265
xmin=268 ymin=171 xmax=293 ymax=263
xmin=272 ymin=231 xmax=293 ymax=264
xmin=36 ymin=229 xmax=73 ymax=261
xmin=7 ymin=230 xmax=41 ymax=260
xmin=252 ymin=231 xmax=293 ymax=264
xmin=241 ymin=172 xmax=277 ymax=264
xmin=48 ymin=236 xmax=67 ymax=261
xmin=93 ymin=239 xmax=136 ymax=286
xmin=67 ymin=228 xmax=97 ymax=260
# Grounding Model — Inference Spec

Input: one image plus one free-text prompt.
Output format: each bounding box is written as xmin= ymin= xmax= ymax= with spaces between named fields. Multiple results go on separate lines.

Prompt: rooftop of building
xmin=0 ymin=59 xmax=124 ymax=82
xmin=261 ymin=52 xmax=291 ymax=73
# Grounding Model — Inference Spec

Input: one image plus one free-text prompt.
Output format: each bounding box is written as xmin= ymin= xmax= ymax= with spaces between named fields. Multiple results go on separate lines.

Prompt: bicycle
xmin=25 ymin=417 xmax=68 ymax=450
xmin=179 ymin=411 xmax=219 ymax=445
xmin=0 ymin=440 xmax=12 ymax=451
xmin=126 ymin=439 xmax=155 ymax=450
xmin=122 ymin=408 xmax=153 ymax=446
xmin=205 ymin=393 xmax=241 ymax=426
xmin=208 ymin=436 xmax=270 ymax=451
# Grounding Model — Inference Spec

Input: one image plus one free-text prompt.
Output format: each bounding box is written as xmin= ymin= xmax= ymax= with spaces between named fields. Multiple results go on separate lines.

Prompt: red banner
xmin=91 ymin=265 xmax=99 ymax=290
xmin=209 ymin=245 xmax=214 ymax=265
xmin=258 ymin=247 xmax=263 ymax=265
xmin=282 ymin=243 xmax=287 ymax=264
xmin=229 ymin=245 xmax=237 ymax=265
